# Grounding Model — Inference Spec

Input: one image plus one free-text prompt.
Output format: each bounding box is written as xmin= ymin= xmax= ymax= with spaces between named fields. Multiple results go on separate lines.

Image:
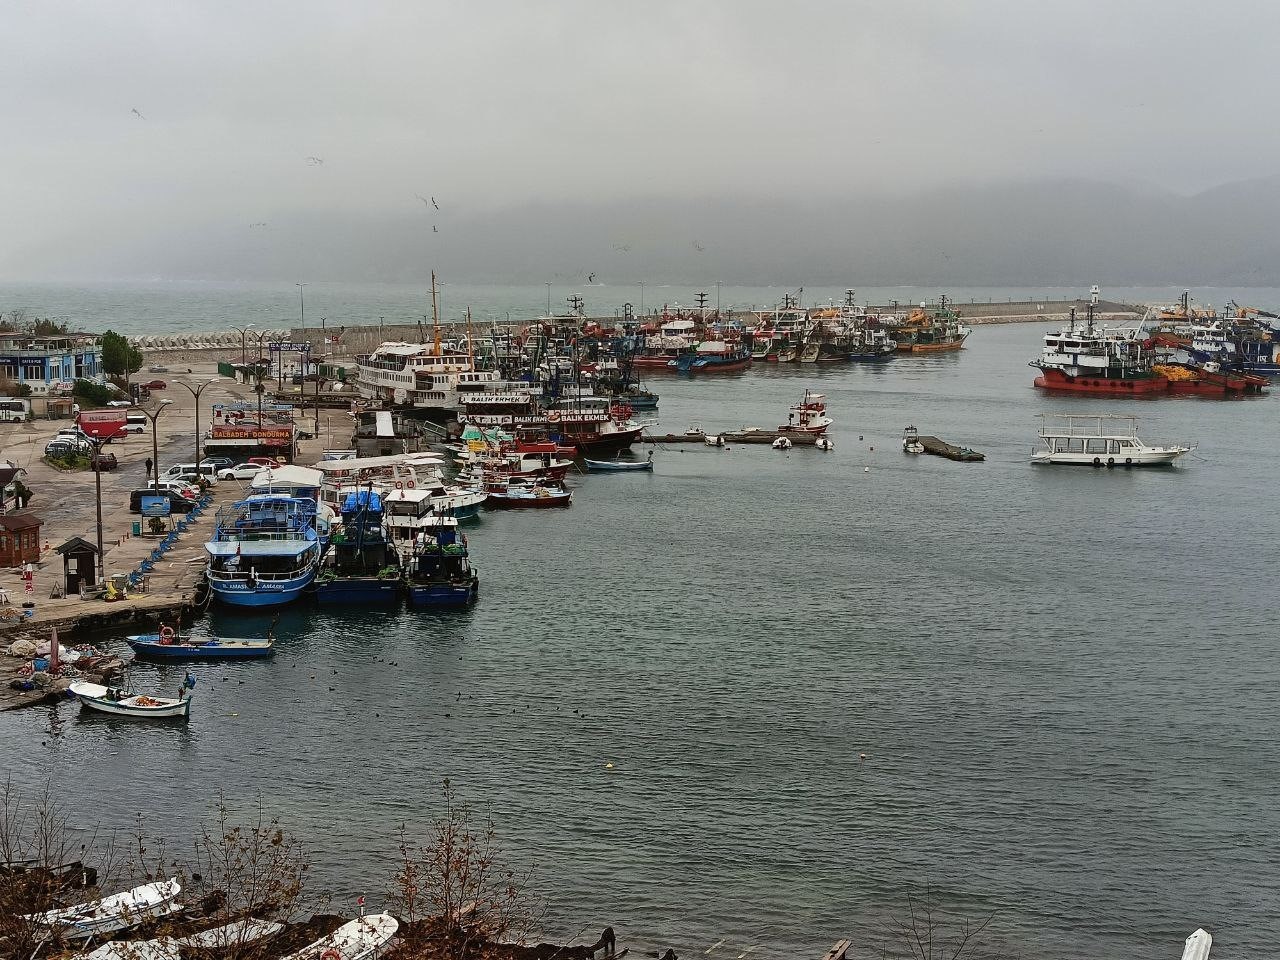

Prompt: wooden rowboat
xmin=583 ymin=458 xmax=653 ymax=472
xmin=69 ymin=681 xmax=193 ymax=719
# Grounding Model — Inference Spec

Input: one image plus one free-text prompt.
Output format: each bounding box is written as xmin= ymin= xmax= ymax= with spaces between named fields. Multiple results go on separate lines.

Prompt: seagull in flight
xmin=432 ymin=225 xmax=438 ymax=233
xmin=306 ymin=156 xmax=324 ymax=165
xmin=249 ymin=222 xmax=268 ymax=229
xmin=691 ymin=240 xmax=705 ymax=252
xmin=613 ymin=243 xmax=631 ymax=253
xmin=431 ymin=196 xmax=440 ymax=210
xmin=588 ymin=272 xmax=596 ymax=283
xmin=131 ymin=108 xmax=146 ymax=120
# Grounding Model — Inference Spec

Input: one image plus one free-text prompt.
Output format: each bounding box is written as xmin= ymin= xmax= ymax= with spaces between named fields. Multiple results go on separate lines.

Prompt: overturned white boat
xmin=26 ymin=879 xmax=181 ymax=940
xmin=281 ymin=913 xmax=399 ymax=960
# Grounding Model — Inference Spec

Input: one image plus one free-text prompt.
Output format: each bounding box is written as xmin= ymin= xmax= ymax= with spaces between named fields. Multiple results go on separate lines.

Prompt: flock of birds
xmin=128 ymin=105 xmax=709 ymax=282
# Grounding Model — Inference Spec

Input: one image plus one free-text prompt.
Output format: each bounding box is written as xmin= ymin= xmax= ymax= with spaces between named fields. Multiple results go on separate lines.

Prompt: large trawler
xmin=204 ymin=495 xmax=324 ymax=608
xmin=1031 ymin=306 xmax=1168 ymax=395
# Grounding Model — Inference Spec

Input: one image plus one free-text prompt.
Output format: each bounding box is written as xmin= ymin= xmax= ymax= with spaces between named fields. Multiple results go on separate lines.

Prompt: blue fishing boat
xmin=404 ymin=516 xmax=478 ymax=608
xmin=126 ymin=632 xmax=275 ymax=659
xmin=204 ymin=495 xmax=323 ymax=608
xmin=1186 ymin=327 xmax=1280 ymax=377
xmin=315 ymin=489 xmax=402 ymax=606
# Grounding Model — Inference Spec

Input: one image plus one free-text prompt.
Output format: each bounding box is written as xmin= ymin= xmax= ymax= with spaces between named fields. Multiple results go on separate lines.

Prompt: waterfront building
xmin=0 ymin=511 xmax=43 ymax=567
xmin=0 ymin=335 xmax=103 ymax=395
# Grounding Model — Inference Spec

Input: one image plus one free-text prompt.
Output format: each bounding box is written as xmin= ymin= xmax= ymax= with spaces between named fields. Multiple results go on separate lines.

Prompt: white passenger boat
xmin=280 ymin=913 xmax=399 ymax=960
xmin=1031 ymin=415 xmax=1192 ymax=467
xmin=26 ymin=879 xmax=182 ymax=939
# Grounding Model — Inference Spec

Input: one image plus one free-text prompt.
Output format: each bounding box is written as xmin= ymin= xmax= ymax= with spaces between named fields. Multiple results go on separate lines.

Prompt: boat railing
xmin=210 ymin=530 xmax=317 ymax=544
xmin=207 ymin=566 xmax=312 ymax=582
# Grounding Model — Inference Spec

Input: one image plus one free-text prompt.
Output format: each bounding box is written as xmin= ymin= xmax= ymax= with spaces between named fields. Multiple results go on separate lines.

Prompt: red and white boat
xmin=1031 ymin=308 xmax=1168 ymax=396
xmin=779 ymin=390 xmax=833 ymax=435
xmin=545 ymin=397 xmax=644 ymax=456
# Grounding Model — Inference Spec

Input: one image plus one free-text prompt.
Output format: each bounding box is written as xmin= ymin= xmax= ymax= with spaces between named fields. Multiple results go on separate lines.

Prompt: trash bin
xmin=132 ymin=521 xmax=142 ymax=536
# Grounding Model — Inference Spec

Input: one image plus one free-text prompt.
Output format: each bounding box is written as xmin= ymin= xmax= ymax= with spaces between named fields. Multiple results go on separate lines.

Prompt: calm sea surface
xmin=2 ymin=284 xmax=1278 ymax=959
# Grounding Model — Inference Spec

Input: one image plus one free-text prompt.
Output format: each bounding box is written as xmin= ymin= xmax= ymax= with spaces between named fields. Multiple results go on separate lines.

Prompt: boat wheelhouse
xmin=1031 ymin=415 xmax=1192 ymax=467
xmin=403 ymin=516 xmax=478 ymax=608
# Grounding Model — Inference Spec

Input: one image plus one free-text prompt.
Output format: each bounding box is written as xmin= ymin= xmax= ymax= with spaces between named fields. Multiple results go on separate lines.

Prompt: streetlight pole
xmin=297 ymin=283 xmax=306 ymax=329
xmin=232 ymin=323 xmax=255 ymax=368
xmin=175 ymin=379 xmax=224 ymax=475
xmin=143 ymin=399 xmax=172 ymax=487
xmin=716 ymin=280 xmax=721 ymax=315
xmin=545 ymin=282 xmax=551 ymax=315
xmin=91 ymin=440 xmax=104 ymax=582
xmin=639 ymin=280 xmax=645 ymax=315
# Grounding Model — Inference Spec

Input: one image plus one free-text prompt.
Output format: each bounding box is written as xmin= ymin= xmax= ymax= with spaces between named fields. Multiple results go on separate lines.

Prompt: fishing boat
xmin=584 ymin=454 xmax=654 ymax=472
xmin=892 ymin=299 xmax=971 ymax=352
xmin=486 ymin=480 xmax=572 ymax=508
xmin=1031 ymin=306 xmax=1167 ymax=395
xmin=545 ymin=397 xmax=643 ymax=456
xmin=69 ymin=677 xmax=195 ymax=718
xmin=1031 ymin=415 xmax=1192 ymax=467
xmin=25 ymin=879 xmax=182 ymax=940
xmin=315 ymin=488 xmax=402 ymax=606
xmin=403 ymin=517 xmax=478 ymax=608
xmin=671 ymin=339 xmax=752 ymax=373
xmin=902 ymin=426 xmax=925 ymax=454
xmin=280 ymin=914 xmax=399 ymax=960
xmin=778 ymin=390 xmax=832 ymax=436
xmin=126 ymin=626 xmax=274 ymax=660
xmin=1152 ymin=360 xmax=1269 ymax=396
xmin=847 ymin=325 xmax=898 ymax=361
xmin=204 ymin=495 xmax=324 ymax=608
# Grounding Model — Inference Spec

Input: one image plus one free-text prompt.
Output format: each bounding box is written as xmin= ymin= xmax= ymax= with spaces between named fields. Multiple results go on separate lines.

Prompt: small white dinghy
xmin=281 ymin=913 xmax=399 ymax=960
xmin=26 ymin=879 xmax=181 ymax=940
xmin=772 ymin=436 xmax=792 ymax=450
xmin=69 ymin=680 xmax=193 ymax=719
xmin=178 ymin=917 xmax=285 ymax=951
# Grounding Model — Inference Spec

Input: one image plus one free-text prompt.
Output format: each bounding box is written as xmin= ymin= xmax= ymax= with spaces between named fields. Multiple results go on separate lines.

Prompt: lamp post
xmin=639 ymin=280 xmax=645 ymax=315
xmin=142 ymin=399 xmax=173 ymax=487
xmin=544 ymin=282 xmax=552 ymax=315
xmin=232 ymin=323 xmax=255 ymax=367
xmin=297 ymin=283 xmax=306 ymax=329
xmin=175 ymin=379 xmax=224 ymax=476
xmin=91 ymin=440 xmax=104 ymax=582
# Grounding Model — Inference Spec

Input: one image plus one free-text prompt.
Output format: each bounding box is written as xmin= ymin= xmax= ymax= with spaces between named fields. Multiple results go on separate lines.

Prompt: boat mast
xmin=431 ymin=271 xmax=442 ymax=357
xmin=465 ymin=307 xmax=474 ymax=368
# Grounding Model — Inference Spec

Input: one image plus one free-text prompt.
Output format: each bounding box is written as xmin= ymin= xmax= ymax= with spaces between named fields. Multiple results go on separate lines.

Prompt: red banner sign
xmin=210 ymin=426 xmax=294 ymax=442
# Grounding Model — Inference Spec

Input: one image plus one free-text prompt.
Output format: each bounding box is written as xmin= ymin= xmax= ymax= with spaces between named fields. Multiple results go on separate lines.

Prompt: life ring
xmin=159 ymin=626 xmax=176 ymax=642
xmin=406 ymin=479 xmax=415 ymax=489
xmin=1106 ymin=457 xmax=1115 ymax=468
xmin=547 ymin=410 xmax=561 ymax=422
xmin=320 ymin=950 xmax=342 ymax=960
xmin=394 ymin=481 xmax=404 ymax=490
xmin=1092 ymin=457 xmax=1102 ymax=467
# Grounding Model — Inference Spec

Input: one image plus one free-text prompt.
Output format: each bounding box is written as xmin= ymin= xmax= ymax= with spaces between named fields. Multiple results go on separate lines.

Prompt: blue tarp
xmin=342 ymin=490 xmax=383 ymax=512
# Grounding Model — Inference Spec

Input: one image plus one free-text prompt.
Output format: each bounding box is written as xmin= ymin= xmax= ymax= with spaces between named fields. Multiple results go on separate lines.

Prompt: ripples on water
xmin=3 ymin=323 xmax=1278 ymax=959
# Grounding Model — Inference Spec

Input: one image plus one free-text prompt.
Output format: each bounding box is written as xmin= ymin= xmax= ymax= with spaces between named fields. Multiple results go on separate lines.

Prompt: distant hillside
xmin=25 ymin=176 xmax=1280 ymax=285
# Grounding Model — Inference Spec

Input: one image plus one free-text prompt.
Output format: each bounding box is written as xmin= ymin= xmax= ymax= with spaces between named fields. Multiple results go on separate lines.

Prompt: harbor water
xmin=1 ymin=303 xmax=1278 ymax=959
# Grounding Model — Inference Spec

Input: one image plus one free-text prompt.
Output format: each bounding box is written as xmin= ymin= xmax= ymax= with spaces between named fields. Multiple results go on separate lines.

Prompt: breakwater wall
xmin=132 ymin=299 xmax=1144 ymax=357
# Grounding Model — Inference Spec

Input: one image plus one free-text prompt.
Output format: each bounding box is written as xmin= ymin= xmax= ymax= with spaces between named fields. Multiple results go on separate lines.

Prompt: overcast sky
xmin=3 ymin=1 xmax=1278 ymax=279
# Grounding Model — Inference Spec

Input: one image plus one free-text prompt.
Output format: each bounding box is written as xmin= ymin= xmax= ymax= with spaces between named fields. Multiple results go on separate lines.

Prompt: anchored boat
xmin=315 ymin=488 xmax=402 ymax=606
xmin=403 ymin=516 xmax=478 ymax=608
xmin=126 ymin=627 xmax=274 ymax=660
xmin=69 ymin=677 xmax=195 ymax=718
xmin=1031 ymin=415 xmax=1192 ymax=467
xmin=25 ymin=879 xmax=182 ymax=940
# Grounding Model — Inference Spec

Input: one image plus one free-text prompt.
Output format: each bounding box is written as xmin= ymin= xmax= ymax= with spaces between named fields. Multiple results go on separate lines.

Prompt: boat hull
xmin=487 ymin=492 xmax=572 ymax=508
xmin=70 ymin=683 xmax=192 ymax=719
xmin=126 ymin=637 xmax=274 ymax=660
xmin=314 ymin=578 xmax=402 ymax=606
xmin=406 ymin=580 xmax=477 ymax=608
xmin=210 ymin=580 xmax=314 ymax=608
xmin=1033 ymin=368 xmax=1169 ymax=395
xmin=1032 ymin=451 xmax=1186 ymax=467
xmin=564 ymin=425 xmax=644 ymax=456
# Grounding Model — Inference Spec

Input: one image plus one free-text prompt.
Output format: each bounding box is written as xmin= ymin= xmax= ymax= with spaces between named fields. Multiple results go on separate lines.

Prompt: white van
xmin=123 ymin=414 xmax=148 ymax=435
xmin=162 ymin=463 xmax=220 ymax=484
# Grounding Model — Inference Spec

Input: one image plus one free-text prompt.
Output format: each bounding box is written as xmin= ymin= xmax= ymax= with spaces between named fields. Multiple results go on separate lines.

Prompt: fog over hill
xmin=17 ymin=176 xmax=1280 ymax=287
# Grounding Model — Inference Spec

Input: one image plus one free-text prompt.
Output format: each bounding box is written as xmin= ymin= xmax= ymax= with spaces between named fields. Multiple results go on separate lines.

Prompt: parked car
xmin=119 ymin=422 xmax=146 ymax=435
xmin=129 ymin=488 xmax=197 ymax=514
xmin=247 ymin=456 xmax=281 ymax=468
xmin=143 ymin=380 xmax=167 ymax=390
xmin=150 ymin=479 xmax=200 ymax=499
xmin=90 ymin=451 xmax=118 ymax=471
xmin=106 ymin=399 xmax=134 ymax=408
xmin=218 ymin=462 xmax=267 ymax=481
xmin=148 ymin=365 xmax=169 ymax=373
xmin=199 ymin=457 xmax=234 ymax=470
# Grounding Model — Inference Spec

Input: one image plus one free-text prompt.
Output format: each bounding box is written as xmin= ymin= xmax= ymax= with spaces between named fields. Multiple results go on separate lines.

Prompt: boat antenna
xmin=431 ymin=270 xmax=442 ymax=357
xmin=1085 ymin=302 xmax=1095 ymax=336
xmin=1068 ymin=307 xmax=1076 ymax=334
